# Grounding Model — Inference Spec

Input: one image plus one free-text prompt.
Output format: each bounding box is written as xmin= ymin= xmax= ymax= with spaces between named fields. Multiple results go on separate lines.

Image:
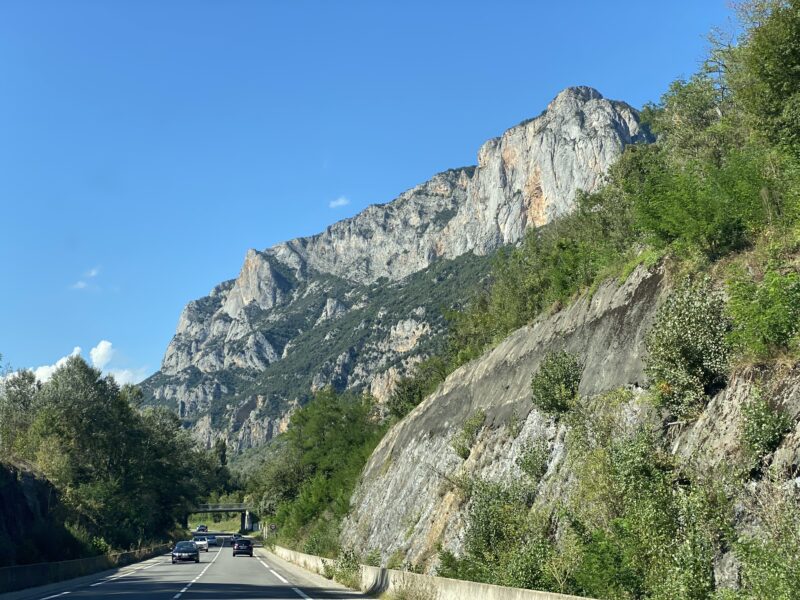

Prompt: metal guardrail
xmin=192 ymin=503 xmax=251 ymax=512
xmin=0 ymin=544 xmax=170 ymax=594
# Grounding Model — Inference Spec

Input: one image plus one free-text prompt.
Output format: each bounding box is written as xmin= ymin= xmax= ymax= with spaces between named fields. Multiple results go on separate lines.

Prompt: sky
xmin=0 ymin=0 xmax=733 ymax=383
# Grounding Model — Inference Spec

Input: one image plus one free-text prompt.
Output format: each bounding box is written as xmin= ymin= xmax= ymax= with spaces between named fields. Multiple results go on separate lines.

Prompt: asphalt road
xmin=2 ymin=537 xmax=369 ymax=600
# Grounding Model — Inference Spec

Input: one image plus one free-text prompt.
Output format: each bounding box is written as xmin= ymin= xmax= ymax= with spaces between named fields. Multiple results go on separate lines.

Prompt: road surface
xmin=2 ymin=537 xmax=368 ymax=600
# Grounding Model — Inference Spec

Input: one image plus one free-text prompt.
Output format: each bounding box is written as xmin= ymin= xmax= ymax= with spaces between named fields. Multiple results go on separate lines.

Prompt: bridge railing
xmin=192 ymin=503 xmax=251 ymax=512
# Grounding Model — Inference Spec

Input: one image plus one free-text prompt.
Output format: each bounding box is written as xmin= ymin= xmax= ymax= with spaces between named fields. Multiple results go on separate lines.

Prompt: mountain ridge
xmin=141 ymin=86 xmax=653 ymax=452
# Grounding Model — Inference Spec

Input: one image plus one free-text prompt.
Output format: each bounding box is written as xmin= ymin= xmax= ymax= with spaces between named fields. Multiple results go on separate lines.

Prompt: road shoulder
xmin=254 ymin=547 xmax=369 ymax=598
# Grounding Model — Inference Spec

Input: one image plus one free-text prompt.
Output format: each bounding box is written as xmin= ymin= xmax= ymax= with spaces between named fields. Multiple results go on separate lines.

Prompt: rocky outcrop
xmin=340 ymin=262 xmax=800 ymax=573
xmin=142 ymin=87 xmax=652 ymax=452
xmin=340 ymin=264 xmax=667 ymax=566
xmin=267 ymin=87 xmax=649 ymax=283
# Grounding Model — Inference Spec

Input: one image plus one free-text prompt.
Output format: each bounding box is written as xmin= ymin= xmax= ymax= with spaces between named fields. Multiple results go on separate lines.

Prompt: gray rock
xmin=143 ymin=86 xmax=653 ymax=451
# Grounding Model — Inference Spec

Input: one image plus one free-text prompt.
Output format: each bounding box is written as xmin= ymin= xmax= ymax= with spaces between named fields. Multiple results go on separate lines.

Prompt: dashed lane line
xmin=256 ymin=557 xmax=313 ymax=600
xmin=40 ymin=593 xmax=71 ymax=600
xmin=172 ymin=544 xmax=223 ymax=599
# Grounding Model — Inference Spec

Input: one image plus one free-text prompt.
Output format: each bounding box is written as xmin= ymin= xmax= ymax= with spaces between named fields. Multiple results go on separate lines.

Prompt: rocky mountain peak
xmin=144 ymin=87 xmax=654 ymax=452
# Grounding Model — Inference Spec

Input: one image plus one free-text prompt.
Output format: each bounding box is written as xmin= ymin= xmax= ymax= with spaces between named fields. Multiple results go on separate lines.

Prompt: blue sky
xmin=0 ymin=0 xmax=731 ymax=382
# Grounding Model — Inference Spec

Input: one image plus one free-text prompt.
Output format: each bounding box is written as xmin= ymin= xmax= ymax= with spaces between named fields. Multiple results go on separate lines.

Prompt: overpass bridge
xmin=186 ymin=503 xmax=257 ymax=532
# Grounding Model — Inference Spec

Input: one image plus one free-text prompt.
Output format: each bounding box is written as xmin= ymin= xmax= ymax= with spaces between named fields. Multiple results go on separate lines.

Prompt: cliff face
xmin=340 ymin=264 xmax=667 ymax=565
xmin=141 ymin=87 xmax=652 ymax=451
xmin=339 ymin=263 xmax=800 ymax=576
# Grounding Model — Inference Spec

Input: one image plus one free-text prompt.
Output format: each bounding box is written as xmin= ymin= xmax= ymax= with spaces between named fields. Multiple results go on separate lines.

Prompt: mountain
xmin=140 ymin=86 xmax=652 ymax=452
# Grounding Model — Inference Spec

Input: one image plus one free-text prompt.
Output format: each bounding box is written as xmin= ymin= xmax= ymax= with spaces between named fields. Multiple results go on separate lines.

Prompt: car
xmin=196 ymin=524 xmax=208 ymax=532
xmin=232 ymin=538 xmax=253 ymax=557
xmin=172 ymin=541 xmax=200 ymax=564
xmin=193 ymin=536 xmax=209 ymax=551
xmin=232 ymin=533 xmax=242 ymax=540
xmin=206 ymin=535 xmax=217 ymax=546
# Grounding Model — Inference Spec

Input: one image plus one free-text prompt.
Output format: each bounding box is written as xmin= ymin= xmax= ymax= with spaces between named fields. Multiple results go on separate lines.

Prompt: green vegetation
xmin=450 ymin=410 xmax=485 ymax=460
xmin=727 ymin=258 xmax=800 ymax=359
xmin=644 ymin=277 xmax=730 ymax=419
xmin=741 ymin=390 xmax=792 ymax=472
xmin=530 ymin=351 xmax=583 ymax=415
xmin=0 ymin=356 xmax=229 ymax=565
xmin=441 ymin=391 xmax=735 ymax=599
xmin=387 ymin=356 xmax=449 ymax=419
xmin=433 ymin=3 xmax=800 ymax=598
xmin=245 ymin=387 xmax=385 ymax=557
xmin=234 ymin=5 xmax=800 ymax=599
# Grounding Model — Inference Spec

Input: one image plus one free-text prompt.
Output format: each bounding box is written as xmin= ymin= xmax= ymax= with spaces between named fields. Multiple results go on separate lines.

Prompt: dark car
xmin=172 ymin=541 xmax=200 ymax=564
xmin=232 ymin=538 xmax=253 ymax=557
xmin=196 ymin=524 xmax=208 ymax=532
xmin=206 ymin=534 xmax=218 ymax=546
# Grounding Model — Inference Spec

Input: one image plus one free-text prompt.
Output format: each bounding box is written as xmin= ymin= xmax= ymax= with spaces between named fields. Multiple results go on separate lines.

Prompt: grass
xmin=188 ymin=513 xmax=242 ymax=533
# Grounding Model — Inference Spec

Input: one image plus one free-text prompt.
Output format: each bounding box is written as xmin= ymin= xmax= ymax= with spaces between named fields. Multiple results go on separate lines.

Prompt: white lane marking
xmin=172 ymin=544 xmax=223 ymax=599
xmin=292 ymin=587 xmax=313 ymax=600
xmin=40 ymin=593 xmax=71 ymax=600
xmin=256 ymin=556 xmax=313 ymax=600
xmin=89 ymin=554 xmax=167 ymax=586
xmin=270 ymin=568 xmax=289 ymax=584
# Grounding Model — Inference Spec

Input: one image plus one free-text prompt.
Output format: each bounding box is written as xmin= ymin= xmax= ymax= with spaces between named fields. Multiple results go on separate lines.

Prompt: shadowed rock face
xmin=142 ymin=87 xmax=652 ymax=452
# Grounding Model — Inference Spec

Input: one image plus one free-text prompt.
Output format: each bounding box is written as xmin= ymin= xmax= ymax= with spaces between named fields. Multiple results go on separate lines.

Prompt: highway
xmin=2 ymin=536 xmax=369 ymax=600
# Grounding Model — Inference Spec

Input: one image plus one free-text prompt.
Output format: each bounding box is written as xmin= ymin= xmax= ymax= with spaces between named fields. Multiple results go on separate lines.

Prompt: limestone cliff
xmin=340 ymin=264 xmax=667 ymax=565
xmin=339 ymin=262 xmax=800 ymax=579
xmin=141 ymin=87 xmax=652 ymax=452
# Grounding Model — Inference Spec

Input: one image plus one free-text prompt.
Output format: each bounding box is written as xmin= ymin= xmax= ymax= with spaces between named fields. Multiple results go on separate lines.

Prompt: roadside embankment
xmin=268 ymin=544 xmax=594 ymax=600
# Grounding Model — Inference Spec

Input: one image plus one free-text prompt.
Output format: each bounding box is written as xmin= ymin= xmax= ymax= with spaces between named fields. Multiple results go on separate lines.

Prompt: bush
xmin=450 ymin=410 xmax=485 ymax=460
xmin=741 ymin=391 xmax=792 ymax=471
xmin=530 ymin=351 xmax=583 ymax=415
xmin=331 ymin=547 xmax=361 ymax=589
xmin=516 ymin=438 xmax=549 ymax=481
xmin=645 ymin=277 xmax=730 ymax=418
xmin=727 ymin=264 xmax=800 ymax=359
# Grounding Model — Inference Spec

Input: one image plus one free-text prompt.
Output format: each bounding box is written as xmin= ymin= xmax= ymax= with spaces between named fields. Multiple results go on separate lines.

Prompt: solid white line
xmin=292 ymin=587 xmax=313 ymax=600
xmin=256 ymin=556 xmax=312 ymax=599
xmin=40 ymin=593 xmax=71 ymax=600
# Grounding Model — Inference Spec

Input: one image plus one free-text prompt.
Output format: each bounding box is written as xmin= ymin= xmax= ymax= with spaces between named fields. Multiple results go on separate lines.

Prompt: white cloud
xmin=329 ymin=196 xmax=350 ymax=208
xmin=25 ymin=340 xmax=148 ymax=386
xmin=70 ymin=266 xmax=100 ymax=291
xmin=107 ymin=367 xmax=149 ymax=385
xmin=90 ymin=340 xmax=114 ymax=370
xmin=33 ymin=347 xmax=81 ymax=383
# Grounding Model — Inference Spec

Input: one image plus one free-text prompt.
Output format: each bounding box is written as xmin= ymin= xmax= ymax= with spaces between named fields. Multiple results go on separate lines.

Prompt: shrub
xmin=530 ymin=351 xmax=583 ymax=415
xmin=727 ymin=265 xmax=800 ymax=359
xmin=516 ymin=438 xmax=549 ymax=481
xmin=741 ymin=391 xmax=792 ymax=471
xmin=734 ymin=477 xmax=800 ymax=598
xmin=450 ymin=410 xmax=485 ymax=460
xmin=645 ymin=277 xmax=730 ymax=419
xmin=331 ymin=547 xmax=362 ymax=589
xmin=363 ymin=548 xmax=381 ymax=567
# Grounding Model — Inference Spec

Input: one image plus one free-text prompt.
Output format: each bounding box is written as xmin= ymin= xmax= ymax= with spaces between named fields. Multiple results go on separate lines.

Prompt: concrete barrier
xmin=270 ymin=545 xmax=594 ymax=600
xmin=0 ymin=544 xmax=170 ymax=594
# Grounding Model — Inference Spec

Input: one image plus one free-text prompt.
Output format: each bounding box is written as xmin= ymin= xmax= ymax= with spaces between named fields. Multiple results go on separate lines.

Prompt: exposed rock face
xmin=268 ymin=87 xmax=649 ymax=283
xmin=340 ymin=264 xmax=667 ymax=566
xmin=340 ymin=263 xmax=800 ymax=576
xmin=142 ymin=87 xmax=652 ymax=452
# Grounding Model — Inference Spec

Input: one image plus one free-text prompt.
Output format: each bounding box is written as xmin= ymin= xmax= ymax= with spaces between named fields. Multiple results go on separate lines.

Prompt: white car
xmin=193 ymin=536 xmax=209 ymax=552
